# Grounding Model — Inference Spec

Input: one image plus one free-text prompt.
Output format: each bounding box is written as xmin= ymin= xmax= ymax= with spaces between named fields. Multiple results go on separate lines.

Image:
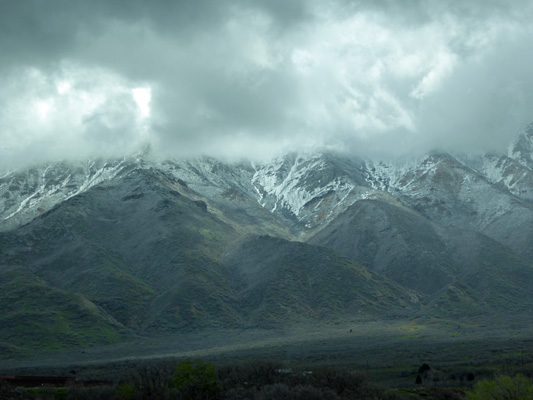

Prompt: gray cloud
xmin=1 ymin=0 xmax=533 ymax=168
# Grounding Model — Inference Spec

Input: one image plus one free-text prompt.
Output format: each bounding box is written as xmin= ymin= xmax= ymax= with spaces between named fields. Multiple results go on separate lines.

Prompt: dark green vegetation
xmin=0 ymin=167 xmax=416 ymax=356
xmin=1 ymin=159 xmax=533 ymax=373
xmin=308 ymin=198 xmax=533 ymax=317
xmin=172 ymin=359 xmax=218 ymax=399
xmin=0 ymin=266 xmax=123 ymax=358
xmin=308 ymin=198 xmax=457 ymax=295
xmin=466 ymin=374 xmax=533 ymax=399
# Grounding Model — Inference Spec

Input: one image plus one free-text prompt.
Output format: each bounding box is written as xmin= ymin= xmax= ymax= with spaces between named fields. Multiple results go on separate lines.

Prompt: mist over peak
xmin=1 ymin=1 xmax=533 ymax=169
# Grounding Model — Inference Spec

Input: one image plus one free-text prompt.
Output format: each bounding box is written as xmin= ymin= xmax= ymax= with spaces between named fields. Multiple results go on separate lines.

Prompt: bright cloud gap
xmin=132 ymin=87 xmax=151 ymax=119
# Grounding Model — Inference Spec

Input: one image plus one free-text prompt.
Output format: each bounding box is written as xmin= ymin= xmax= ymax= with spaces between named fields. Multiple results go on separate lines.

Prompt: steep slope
xmin=160 ymin=157 xmax=294 ymax=239
xmin=0 ymin=158 xmax=133 ymax=232
xmin=508 ymin=122 xmax=533 ymax=170
xmin=223 ymin=235 xmax=419 ymax=327
xmin=0 ymin=266 xmax=125 ymax=358
xmin=463 ymin=154 xmax=533 ymax=202
xmin=423 ymin=227 xmax=533 ymax=316
xmin=370 ymin=153 xmax=533 ymax=259
xmin=0 ymin=166 xmax=243 ymax=338
xmin=0 ymin=165 xmax=424 ymax=356
xmin=251 ymin=152 xmax=374 ymax=233
xmin=308 ymin=197 xmax=533 ymax=316
xmin=308 ymin=198 xmax=455 ymax=295
xmin=4 ymin=131 xmax=533 ymax=257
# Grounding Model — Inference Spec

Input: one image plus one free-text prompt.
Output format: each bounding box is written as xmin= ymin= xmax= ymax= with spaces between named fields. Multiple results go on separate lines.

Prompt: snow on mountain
xmin=0 ymin=158 xmax=130 ymax=231
xmin=251 ymin=153 xmax=351 ymax=217
xmin=160 ymin=157 xmax=257 ymax=202
xmin=363 ymin=156 xmax=426 ymax=193
xmin=462 ymin=154 xmax=533 ymax=202
xmin=377 ymin=154 xmax=508 ymax=220
xmin=508 ymin=122 xmax=533 ymax=169
xmin=362 ymin=152 xmax=533 ymax=258
xmin=2 ymin=122 xmax=533 ymax=244
xmin=250 ymin=152 xmax=381 ymax=230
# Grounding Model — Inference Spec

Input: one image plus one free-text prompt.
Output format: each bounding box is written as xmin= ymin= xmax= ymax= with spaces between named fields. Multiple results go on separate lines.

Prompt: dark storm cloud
xmin=1 ymin=0 xmax=533 ymax=168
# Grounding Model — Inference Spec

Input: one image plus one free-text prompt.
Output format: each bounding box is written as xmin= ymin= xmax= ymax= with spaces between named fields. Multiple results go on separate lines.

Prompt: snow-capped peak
xmin=0 ymin=158 xmax=130 ymax=231
xmin=508 ymin=122 xmax=533 ymax=168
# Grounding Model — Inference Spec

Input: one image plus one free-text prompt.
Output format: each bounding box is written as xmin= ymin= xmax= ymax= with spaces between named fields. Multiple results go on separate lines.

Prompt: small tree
xmin=172 ymin=359 xmax=218 ymax=400
xmin=466 ymin=374 xmax=533 ymax=400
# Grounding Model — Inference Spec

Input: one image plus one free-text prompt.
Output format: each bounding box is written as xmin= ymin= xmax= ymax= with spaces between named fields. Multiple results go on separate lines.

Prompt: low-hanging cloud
xmin=1 ymin=0 xmax=533 ymax=169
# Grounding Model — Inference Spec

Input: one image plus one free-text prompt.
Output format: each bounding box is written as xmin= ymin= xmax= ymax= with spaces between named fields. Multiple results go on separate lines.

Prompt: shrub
xmin=466 ymin=374 xmax=533 ymax=400
xmin=172 ymin=358 xmax=218 ymax=400
xmin=116 ymin=383 xmax=135 ymax=400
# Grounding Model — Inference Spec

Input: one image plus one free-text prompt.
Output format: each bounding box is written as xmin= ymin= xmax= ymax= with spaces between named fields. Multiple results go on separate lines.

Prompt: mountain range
xmin=2 ymin=124 xmax=533 ymax=357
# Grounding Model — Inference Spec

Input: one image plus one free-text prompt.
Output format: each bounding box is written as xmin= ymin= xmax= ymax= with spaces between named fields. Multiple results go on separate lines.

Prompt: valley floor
xmin=1 ymin=314 xmax=532 ymax=389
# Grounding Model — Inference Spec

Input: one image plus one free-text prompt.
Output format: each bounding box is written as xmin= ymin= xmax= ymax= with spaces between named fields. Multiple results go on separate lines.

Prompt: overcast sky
xmin=1 ymin=0 xmax=533 ymax=168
